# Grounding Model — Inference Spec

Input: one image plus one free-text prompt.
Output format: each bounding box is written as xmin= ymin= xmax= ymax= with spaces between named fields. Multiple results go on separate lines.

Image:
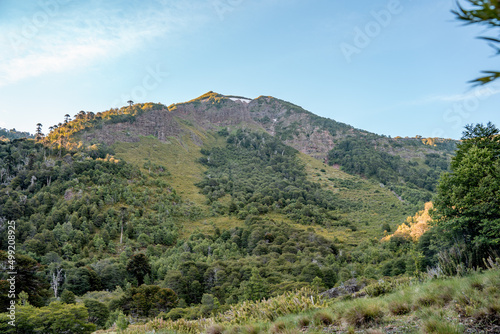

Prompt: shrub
xmin=388 ymin=301 xmax=411 ymax=315
xmin=165 ymin=307 xmax=187 ymax=320
xmin=422 ymin=317 xmax=463 ymax=334
xmin=242 ymin=325 xmax=260 ymax=334
xmin=297 ymin=316 xmax=310 ymax=329
xmin=417 ymin=295 xmax=437 ymax=307
xmin=473 ymin=303 xmax=500 ymax=326
xmin=0 ymin=302 xmax=96 ymax=334
xmin=344 ymin=303 xmax=384 ymax=327
xmin=206 ymin=324 xmax=225 ymax=334
xmin=270 ymin=321 xmax=287 ymax=333
xmin=313 ymin=311 xmax=334 ymax=326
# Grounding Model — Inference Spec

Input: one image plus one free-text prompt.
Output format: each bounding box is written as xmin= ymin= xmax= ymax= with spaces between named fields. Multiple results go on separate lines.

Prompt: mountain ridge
xmin=70 ymin=91 xmax=453 ymax=159
xmin=63 ymin=92 xmax=456 ymax=205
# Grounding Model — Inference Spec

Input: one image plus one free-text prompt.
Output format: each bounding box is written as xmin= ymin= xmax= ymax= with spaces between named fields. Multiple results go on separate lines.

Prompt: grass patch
xmin=422 ymin=316 xmax=464 ymax=334
xmin=297 ymin=316 xmax=310 ymax=329
xmin=206 ymin=324 xmax=225 ymax=334
xmin=98 ymin=269 xmax=500 ymax=334
xmin=313 ymin=311 xmax=334 ymax=327
xmin=270 ymin=321 xmax=287 ymax=333
xmin=342 ymin=302 xmax=384 ymax=328
xmin=388 ymin=300 xmax=411 ymax=315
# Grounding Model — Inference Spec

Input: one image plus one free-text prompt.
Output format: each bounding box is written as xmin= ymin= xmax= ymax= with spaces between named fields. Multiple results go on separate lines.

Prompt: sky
xmin=1 ymin=0 xmax=500 ymax=139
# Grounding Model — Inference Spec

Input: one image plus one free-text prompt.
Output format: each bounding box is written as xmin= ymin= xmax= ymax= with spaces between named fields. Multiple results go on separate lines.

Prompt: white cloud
xmin=423 ymin=86 xmax=500 ymax=103
xmin=0 ymin=1 xmax=206 ymax=87
xmin=400 ymin=85 xmax=500 ymax=108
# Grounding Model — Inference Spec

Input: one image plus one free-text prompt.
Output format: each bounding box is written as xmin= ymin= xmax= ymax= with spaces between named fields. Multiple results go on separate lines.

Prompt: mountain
xmin=62 ymin=91 xmax=456 ymax=206
xmin=0 ymin=92 xmax=457 ymax=331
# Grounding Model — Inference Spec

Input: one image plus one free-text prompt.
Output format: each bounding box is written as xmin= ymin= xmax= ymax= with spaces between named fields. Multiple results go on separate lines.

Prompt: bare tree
xmin=50 ymin=265 xmax=64 ymax=299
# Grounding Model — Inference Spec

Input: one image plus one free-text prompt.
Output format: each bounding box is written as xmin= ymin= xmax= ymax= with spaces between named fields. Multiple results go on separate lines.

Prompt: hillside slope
xmin=57 ymin=91 xmax=455 ymax=206
xmin=0 ymin=92 xmax=458 ymax=332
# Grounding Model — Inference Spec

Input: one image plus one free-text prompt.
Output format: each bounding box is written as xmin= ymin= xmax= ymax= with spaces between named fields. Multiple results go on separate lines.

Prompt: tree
xmin=116 ymin=311 xmax=129 ymax=331
xmin=64 ymin=114 xmax=71 ymax=123
xmin=239 ymin=268 xmax=269 ymax=301
xmin=119 ymin=285 xmax=178 ymax=317
xmin=75 ymin=110 xmax=86 ymax=120
xmin=49 ymin=262 xmax=64 ymax=299
xmin=453 ymin=1 xmax=500 ymax=85
xmin=60 ymin=290 xmax=76 ymax=304
xmin=127 ymin=100 xmax=134 ymax=107
xmin=126 ymin=253 xmax=151 ymax=286
xmin=35 ymin=123 xmax=43 ymax=140
xmin=0 ymin=301 xmax=96 ymax=334
xmin=64 ymin=266 xmax=102 ymax=295
xmin=0 ymin=252 xmax=50 ymax=307
xmin=432 ymin=122 xmax=500 ymax=266
xmin=84 ymin=299 xmax=110 ymax=328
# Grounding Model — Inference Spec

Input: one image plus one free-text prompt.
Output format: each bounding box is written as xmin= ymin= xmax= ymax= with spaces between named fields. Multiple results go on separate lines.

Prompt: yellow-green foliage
xmin=214 ymin=288 xmax=326 ymax=324
xmin=45 ymin=103 xmax=165 ymax=150
xmin=97 ymin=268 xmax=500 ymax=334
xmin=106 ymin=288 xmax=325 ymax=333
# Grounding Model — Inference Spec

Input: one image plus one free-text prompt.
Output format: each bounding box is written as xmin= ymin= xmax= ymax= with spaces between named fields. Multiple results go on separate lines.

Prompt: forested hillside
xmin=0 ymin=128 xmax=33 ymax=141
xmin=327 ymin=134 xmax=456 ymax=205
xmin=0 ymin=93 xmax=473 ymax=333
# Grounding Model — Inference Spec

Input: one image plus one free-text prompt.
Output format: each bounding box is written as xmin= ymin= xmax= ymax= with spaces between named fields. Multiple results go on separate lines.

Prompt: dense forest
xmin=327 ymin=135 xmax=455 ymax=206
xmin=196 ymin=129 xmax=349 ymax=224
xmin=0 ymin=96 xmax=497 ymax=333
xmin=0 ymin=131 xmax=429 ymax=332
xmin=0 ymin=128 xmax=33 ymax=141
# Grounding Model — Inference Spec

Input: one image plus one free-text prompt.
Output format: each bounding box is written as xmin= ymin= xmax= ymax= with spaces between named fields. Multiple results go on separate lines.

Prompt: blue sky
xmin=1 ymin=0 xmax=499 ymax=139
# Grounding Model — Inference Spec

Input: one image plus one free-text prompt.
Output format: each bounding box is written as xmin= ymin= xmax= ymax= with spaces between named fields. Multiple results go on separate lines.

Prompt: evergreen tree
xmin=432 ymin=122 xmax=500 ymax=266
xmin=126 ymin=253 xmax=151 ymax=286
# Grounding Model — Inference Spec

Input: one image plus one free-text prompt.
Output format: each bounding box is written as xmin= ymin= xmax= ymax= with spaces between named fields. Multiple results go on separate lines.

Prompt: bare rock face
xmin=78 ymin=92 xmax=357 ymax=162
xmin=166 ymin=94 xmax=355 ymax=161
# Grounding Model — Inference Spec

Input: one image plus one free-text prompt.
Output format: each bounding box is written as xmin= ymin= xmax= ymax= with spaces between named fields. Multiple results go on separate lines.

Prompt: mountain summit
xmin=77 ymin=91 xmax=359 ymax=161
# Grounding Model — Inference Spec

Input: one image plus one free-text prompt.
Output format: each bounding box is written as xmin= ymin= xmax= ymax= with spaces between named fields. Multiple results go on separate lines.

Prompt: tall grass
xmin=98 ymin=269 xmax=500 ymax=334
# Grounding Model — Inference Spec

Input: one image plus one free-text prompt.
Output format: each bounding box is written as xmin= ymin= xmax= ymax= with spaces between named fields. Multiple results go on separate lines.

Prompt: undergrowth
xmin=95 ymin=268 xmax=500 ymax=334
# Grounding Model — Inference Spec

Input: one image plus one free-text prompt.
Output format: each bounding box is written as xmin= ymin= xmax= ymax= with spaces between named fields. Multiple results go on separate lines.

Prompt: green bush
xmin=0 ymin=301 xmax=96 ymax=334
xmin=84 ymin=299 xmax=109 ymax=328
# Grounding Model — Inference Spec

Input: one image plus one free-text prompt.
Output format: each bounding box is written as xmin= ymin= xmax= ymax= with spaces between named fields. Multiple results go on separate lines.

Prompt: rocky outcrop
xmin=78 ymin=92 xmax=357 ymax=161
xmin=319 ymin=279 xmax=367 ymax=299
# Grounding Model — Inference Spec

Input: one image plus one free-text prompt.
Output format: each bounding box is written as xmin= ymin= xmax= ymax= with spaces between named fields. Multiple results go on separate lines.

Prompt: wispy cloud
xmin=0 ymin=0 xmax=207 ymax=87
xmin=423 ymin=87 xmax=500 ymax=103
xmin=412 ymin=86 xmax=500 ymax=105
